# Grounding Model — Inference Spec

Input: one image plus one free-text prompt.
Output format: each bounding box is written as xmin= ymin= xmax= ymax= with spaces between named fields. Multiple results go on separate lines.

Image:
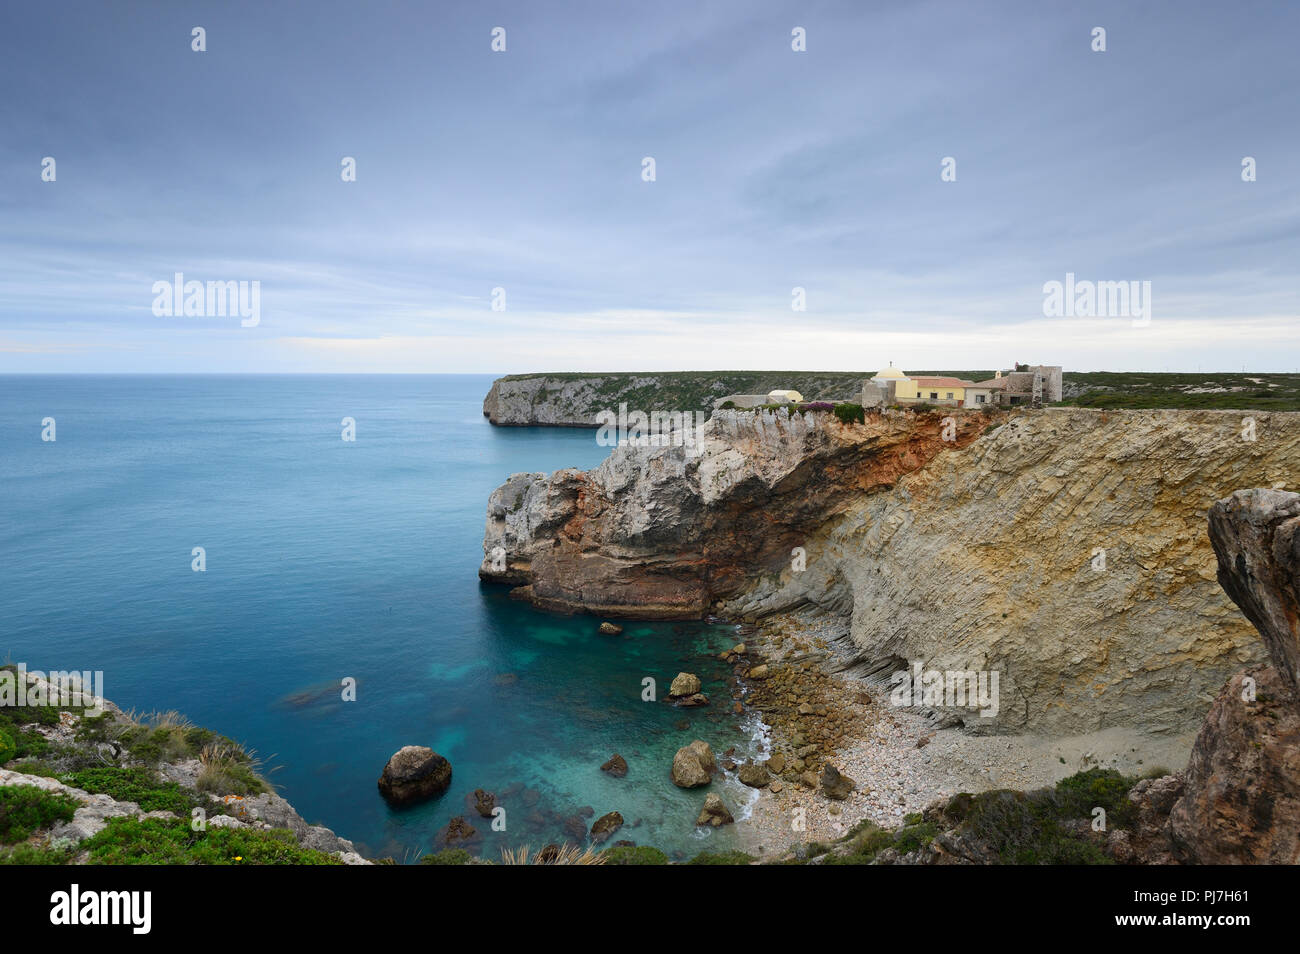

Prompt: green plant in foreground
xmin=419 ymin=848 xmax=472 ymax=865
xmin=0 ymin=785 xmax=79 ymax=844
xmin=82 ymin=816 xmax=341 ymax=865
xmin=601 ymin=845 xmax=669 ymax=865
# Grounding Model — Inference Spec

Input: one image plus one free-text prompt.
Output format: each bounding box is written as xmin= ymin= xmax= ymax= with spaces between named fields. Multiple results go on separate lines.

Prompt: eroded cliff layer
xmin=481 ymin=407 xmax=1300 ymax=734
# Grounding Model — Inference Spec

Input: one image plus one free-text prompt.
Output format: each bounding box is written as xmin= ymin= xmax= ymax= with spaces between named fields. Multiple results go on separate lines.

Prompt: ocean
xmin=0 ymin=374 xmax=761 ymax=861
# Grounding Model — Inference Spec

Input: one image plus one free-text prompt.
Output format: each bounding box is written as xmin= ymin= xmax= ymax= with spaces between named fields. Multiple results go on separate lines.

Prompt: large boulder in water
xmin=669 ymin=672 xmax=702 ymax=696
xmin=671 ymin=740 xmax=715 ymax=788
xmin=377 ymin=746 xmax=452 ymax=806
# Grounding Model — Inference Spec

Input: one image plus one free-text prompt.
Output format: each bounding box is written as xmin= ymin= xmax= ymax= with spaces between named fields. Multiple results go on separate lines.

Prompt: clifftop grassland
xmin=483 ymin=371 xmax=1300 ymax=426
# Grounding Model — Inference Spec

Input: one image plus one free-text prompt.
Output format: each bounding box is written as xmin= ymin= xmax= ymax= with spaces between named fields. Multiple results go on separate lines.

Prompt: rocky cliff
xmin=481 ymin=407 xmax=1300 ymax=736
xmin=482 ymin=372 xmax=869 ymax=426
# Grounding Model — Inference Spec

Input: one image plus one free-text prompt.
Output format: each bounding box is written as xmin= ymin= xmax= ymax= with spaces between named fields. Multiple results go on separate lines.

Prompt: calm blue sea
xmin=0 ymin=374 xmax=760 ymax=861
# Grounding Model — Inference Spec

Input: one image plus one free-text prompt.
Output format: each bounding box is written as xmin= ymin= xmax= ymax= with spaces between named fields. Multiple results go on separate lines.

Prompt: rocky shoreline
xmin=717 ymin=609 xmax=1196 ymax=858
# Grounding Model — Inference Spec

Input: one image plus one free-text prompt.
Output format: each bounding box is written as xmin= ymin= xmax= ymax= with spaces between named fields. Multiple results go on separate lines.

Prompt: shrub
xmin=82 ymin=816 xmax=341 ymax=865
xmin=0 ymin=785 xmax=79 ymax=844
xmin=420 ymin=848 xmax=472 ymax=865
xmin=601 ymin=844 xmax=668 ymax=865
xmin=61 ymin=767 xmax=201 ymax=815
xmin=1054 ymin=768 xmax=1137 ymax=829
xmin=0 ymin=728 xmax=14 ymax=766
xmin=832 ymin=402 xmax=865 ymax=425
xmin=196 ymin=743 xmax=267 ymax=796
xmin=0 ymin=842 xmax=73 ymax=865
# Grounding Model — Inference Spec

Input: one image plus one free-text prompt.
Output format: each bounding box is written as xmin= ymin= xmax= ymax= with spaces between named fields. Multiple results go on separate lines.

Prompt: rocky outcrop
xmin=1207 ymin=489 xmax=1300 ymax=700
xmin=1162 ymin=488 xmax=1300 ymax=863
xmin=483 ymin=408 xmax=1300 ymax=735
xmin=377 ymin=746 xmax=452 ymax=806
xmin=1166 ymin=667 xmax=1300 ymax=863
xmin=481 ymin=405 xmax=995 ymax=618
xmin=600 ymin=754 xmax=628 ymax=777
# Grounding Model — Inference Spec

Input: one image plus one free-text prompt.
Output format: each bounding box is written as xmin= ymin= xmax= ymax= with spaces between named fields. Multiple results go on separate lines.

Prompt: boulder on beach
xmin=747 ymin=664 xmax=769 ymax=680
xmin=599 ymin=621 xmax=623 ymax=635
xmin=820 ymin=763 xmax=856 ymax=800
xmin=601 ymin=754 xmax=628 ymax=777
xmin=377 ymin=746 xmax=452 ymax=806
xmin=738 ymin=761 xmax=770 ymax=788
xmin=696 ymin=793 xmax=734 ymax=827
xmin=671 ymin=740 xmax=716 ymax=788
xmin=590 ymin=811 xmax=624 ymax=843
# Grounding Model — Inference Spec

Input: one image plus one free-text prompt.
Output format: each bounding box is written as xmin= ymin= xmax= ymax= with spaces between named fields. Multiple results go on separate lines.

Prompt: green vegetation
xmin=60 ymin=767 xmax=203 ymax=815
xmin=419 ymin=848 xmax=472 ymax=865
xmin=0 ymin=728 xmax=14 ymax=765
xmin=496 ymin=370 xmax=870 ymax=419
xmin=832 ymin=402 xmax=866 ymax=425
xmin=495 ymin=370 xmax=1300 ymax=417
xmin=601 ymin=844 xmax=669 ymax=865
xmin=1060 ymin=371 xmax=1300 ymax=411
xmin=0 ymin=785 xmax=79 ymax=844
xmin=0 ymin=842 xmax=74 ymax=865
xmin=82 ymin=816 xmax=341 ymax=865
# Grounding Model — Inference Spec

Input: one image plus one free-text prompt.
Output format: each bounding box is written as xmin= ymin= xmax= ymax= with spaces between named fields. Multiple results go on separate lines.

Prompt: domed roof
xmin=873 ymin=366 xmax=907 ymax=379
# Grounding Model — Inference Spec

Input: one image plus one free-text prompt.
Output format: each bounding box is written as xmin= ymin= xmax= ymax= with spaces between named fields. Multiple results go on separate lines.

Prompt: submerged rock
xmin=601 ymin=754 xmax=628 ymax=778
xmin=590 ymin=811 xmax=625 ymax=843
xmin=471 ymin=788 xmax=496 ymax=818
xmin=377 ymin=746 xmax=452 ymax=806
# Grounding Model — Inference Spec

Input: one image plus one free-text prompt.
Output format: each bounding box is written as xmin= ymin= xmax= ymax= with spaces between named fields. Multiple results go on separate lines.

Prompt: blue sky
xmin=2 ymin=0 xmax=1298 ymax=373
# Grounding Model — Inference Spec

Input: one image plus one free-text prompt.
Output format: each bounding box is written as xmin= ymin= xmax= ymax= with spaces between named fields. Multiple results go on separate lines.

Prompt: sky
xmin=2 ymin=0 xmax=1298 ymax=374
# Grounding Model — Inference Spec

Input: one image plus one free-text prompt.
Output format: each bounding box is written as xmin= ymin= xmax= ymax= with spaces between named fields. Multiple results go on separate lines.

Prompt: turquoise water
xmin=0 ymin=375 xmax=760 ymax=860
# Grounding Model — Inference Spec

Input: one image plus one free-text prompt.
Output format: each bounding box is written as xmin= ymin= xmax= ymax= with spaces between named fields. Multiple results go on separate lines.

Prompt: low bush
xmin=82 ymin=816 xmax=340 ymax=865
xmin=0 ymin=785 xmax=79 ymax=844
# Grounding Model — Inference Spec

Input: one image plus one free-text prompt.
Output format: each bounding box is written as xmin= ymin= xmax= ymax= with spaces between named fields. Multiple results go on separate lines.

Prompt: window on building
xmin=930 ymin=392 xmax=938 ymax=400
xmin=945 ymin=392 xmax=953 ymax=400
xmin=976 ymin=394 xmax=986 ymax=404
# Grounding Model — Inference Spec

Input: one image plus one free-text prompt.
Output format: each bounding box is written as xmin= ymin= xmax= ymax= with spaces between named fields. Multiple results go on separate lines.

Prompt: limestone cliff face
xmin=482 ymin=408 xmax=1300 ymax=734
xmin=480 ymin=406 xmax=995 ymax=617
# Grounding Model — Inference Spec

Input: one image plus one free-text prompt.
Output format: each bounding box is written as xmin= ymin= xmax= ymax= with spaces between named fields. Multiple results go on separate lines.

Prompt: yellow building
xmin=893 ymin=375 xmax=976 ymax=406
